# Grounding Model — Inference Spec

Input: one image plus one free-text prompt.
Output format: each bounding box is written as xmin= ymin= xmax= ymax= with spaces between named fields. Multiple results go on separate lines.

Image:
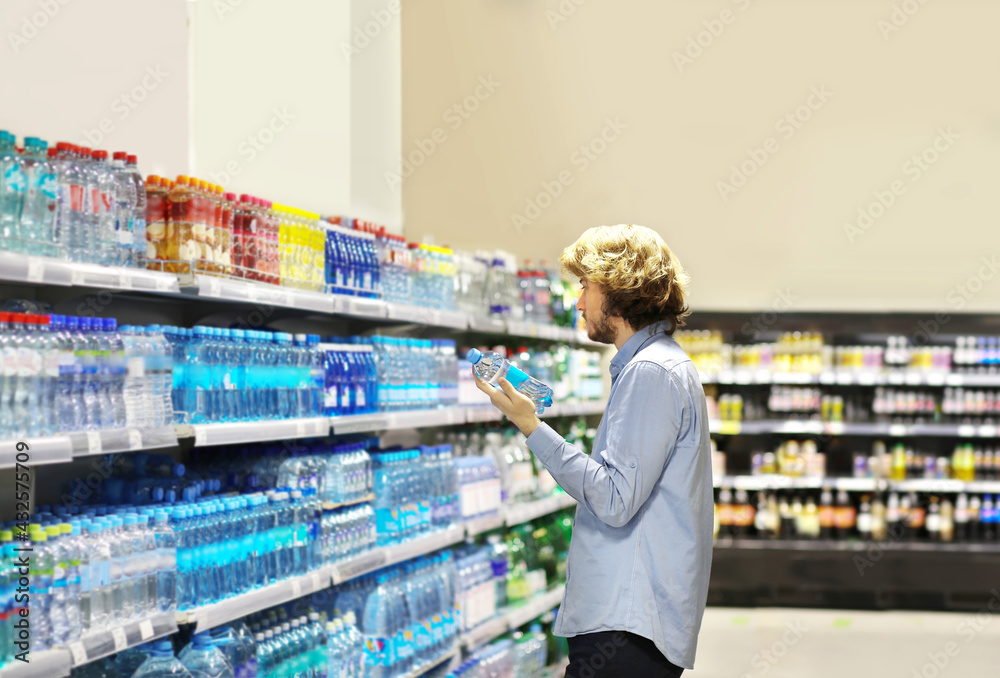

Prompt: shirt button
xmin=629 ymin=462 xmax=636 ymax=468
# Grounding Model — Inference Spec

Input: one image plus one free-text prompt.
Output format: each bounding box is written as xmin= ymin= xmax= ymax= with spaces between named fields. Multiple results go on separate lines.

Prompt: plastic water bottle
xmin=90 ymin=150 xmax=118 ymax=265
xmin=87 ymin=520 xmax=112 ymax=632
xmin=466 ymin=348 xmax=553 ymax=413
xmin=26 ymin=527 xmax=53 ymax=651
xmin=19 ymin=137 xmax=59 ymax=256
xmin=0 ymin=131 xmax=26 ymax=248
xmin=133 ymin=639 xmax=195 ymax=678
xmin=110 ymin=152 xmax=136 ymax=266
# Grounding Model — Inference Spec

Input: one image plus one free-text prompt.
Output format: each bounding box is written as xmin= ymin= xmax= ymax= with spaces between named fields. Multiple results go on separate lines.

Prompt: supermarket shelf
xmin=332 ymin=294 xmax=387 ymax=320
xmin=0 ymin=436 xmax=72 ymax=470
xmin=321 ymin=493 xmax=376 ymax=511
xmin=67 ymin=613 xmax=178 ymax=668
xmin=0 ymin=250 xmax=179 ymax=293
xmin=176 ymin=566 xmax=332 ymax=632
xmin=388 ymin=407 xmax=468 ymax=430
xmin=712 ymin=474 xmax=1000 ymax=494
xmin=461 ymin=584 xmax=566 ymax=651
xmin=331 ymin=526 xmax=466 ymax=585
xmin=468 ymin=316 xmax=508 ymax=333
xmin=462 ymin=585 xmax=566 ymax=652
xmin=399 ymin=646 xmax=459 ymax=678
xmin=177 ymin=417 xmax=329 ymax=447
xmin=714 ymin=538 xmax=1000 ymax=553
xmin=0 ymin=649 xmax=71 ymax=678
xmin=503 ymin=492 xmax=576 ymax=527
xmin=177 ymin=273 xmax=334 ymax=313
xmin=385 ymin=302 xmax=468 ymax=330
xmin=701 ymin=369 xmax=1000 ymax=388
xmin=709 ymin=420 xmax=1000 ymax=438
xmin=464 ymin=512 xmax=506 ymax=537
xmin=464 ymin=406 xmax=503 ymax=423
xmin=68 ymin=426 xmax=179 ymax=458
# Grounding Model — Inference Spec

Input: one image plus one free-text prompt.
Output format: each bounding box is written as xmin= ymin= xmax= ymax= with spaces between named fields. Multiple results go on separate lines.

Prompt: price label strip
xmin=111 ymin=626 xmax=129 ymax=652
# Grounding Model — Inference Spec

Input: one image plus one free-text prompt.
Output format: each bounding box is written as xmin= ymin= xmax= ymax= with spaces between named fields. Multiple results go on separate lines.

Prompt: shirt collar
xmin=609 ymin=320 xmax=672 ymax=381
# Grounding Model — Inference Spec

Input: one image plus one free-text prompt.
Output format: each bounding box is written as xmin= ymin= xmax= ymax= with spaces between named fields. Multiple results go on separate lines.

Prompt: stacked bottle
xmin=0 ymin=132 xmax=147 ymax=266
xmin=0 ymin=313 xmax=173 ymax=438
xmin=371 ymin=447 xmax=460 ymax=547
xmin=369 ymin=336 xmax=459 ymax=412
xmin=324 ymin=219 xmax=381 ymax=298
xmin=321 ymin=342 xmax=379 ymax=416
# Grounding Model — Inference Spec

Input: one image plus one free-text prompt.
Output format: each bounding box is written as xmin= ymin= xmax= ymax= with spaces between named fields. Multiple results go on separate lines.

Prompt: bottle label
xmin=505 ymin=364 xmax=530 ymax=389
xmin=40 ymin=172 xmax=58 ymax=199
xmin=5 ymin=165 xmax=25 ymax=192
xmin=17 ymin=348 xmax=43 ymax=377
xmin=363 ymin=635 xmax=392 ymax=667
xmin=44 ymin=349 xmax=60 ymax=377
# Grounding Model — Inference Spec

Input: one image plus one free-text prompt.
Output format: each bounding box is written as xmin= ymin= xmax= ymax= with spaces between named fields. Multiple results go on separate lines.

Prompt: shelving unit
xmin=461 ymin=584 xmax=566 ymax=652
xmin=700 ymin=369 xmax=1000 ymax=388
xmin=712 ymin=474 xmax=1000 ymax=493
xmin=2 ymin=251 xmax=602 ymax=675
xmin=708 ymin=419 xmax=1000 ymax=438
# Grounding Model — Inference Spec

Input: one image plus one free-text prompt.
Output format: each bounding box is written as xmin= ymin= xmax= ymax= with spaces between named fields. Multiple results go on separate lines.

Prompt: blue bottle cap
xmin=466 ymin=348 xmax=482 ymax=364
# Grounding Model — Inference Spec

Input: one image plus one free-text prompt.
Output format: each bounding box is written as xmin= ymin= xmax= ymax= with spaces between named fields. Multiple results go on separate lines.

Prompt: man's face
xmin=577 ymin=278 xmax=617 ymax=344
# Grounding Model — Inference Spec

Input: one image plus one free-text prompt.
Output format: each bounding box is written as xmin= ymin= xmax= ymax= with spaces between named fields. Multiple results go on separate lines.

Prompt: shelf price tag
xmin=310 ymin=571 xmax=323 ymax=591
xmin=978 ymin=425 xmax=997 ymax=438
xmin=291 ymin=580 xmax=302 ymax=598
xmin=958 ymin=425 xmax=976 ymax=437
xmin=204 ymin=278 xmax=222 ymax=298
xmin=87 ymin=431 xmax=102 ymax=455
xmin=155 ymin=275 xmax=176 ymax=291
xmin=857 ymin=373 xmax=877 ymax=386
xmin=111 ymin=626 xmax=129 ymax=651
xmin=888 ymin=424 xmax=908 ymax=437
xmin=128 ymin=429 xmax=143 ymax=450
xmin=69 ymin=641 xmax=88 ymax=666
xmin=194 ymin=428 xmax=208 ymax=446
xmin=139 ymin=619 xmax=155 ymax=640
xmin=26 ymin=258 xmax=45 ymax=283
xmin=118 ymin=269 xmax=133 ymax=290
xmin=295 ymin=421 xmax=307 ymax=437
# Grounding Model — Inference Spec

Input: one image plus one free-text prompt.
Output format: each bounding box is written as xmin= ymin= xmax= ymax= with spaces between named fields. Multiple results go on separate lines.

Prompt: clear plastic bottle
xmin=19 ymin=137 xmax=59 ymax=256
xmin=87 ymin=520 xmax=112 ymax=633
xmin=90 ymin=150 xmax=118 ymax=265
xmin=27 ymin=526 xmax=53 ymax=651
xmin=0 ymin=131 xmax=26 ymax=249
xmin=466 ymin=348 xmax=553 ymax=413
xmin=110 ymin=151 xmax=136 ymax=266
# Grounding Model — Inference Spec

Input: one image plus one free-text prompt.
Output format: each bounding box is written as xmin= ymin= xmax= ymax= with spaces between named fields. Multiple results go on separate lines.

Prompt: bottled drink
xmin=0 ymin=131 xmax=26 ymax=249
xmin=19 ymin=137 xmax=59 ymax=256
xmin=133 ymin=639 xmax=196 ymax=678
xmin=466 ymin=348 xmax=553 ymax=413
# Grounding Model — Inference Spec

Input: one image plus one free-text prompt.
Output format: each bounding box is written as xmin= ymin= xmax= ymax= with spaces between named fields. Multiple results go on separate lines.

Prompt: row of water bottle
xmin=0 ymin=132 xmax=147 ymax=266
xmin=0 ymin=511 xmax=176 ymax=658
xmin=190 ymin=438 xmax=375 ymax=503
xmin=171 ymin=489 xmax=323 ymax=609
xmin=370 ymin=336 xmax=459 ymax=412
xmin=325 ymin=221 xmax=381 ymax=298
xmin=327 ymin=555 xmax=459 ymax=678
xmin=0 ymin=312 xmax=172 ymax=438
xmin=443 ymin=626 xmax=548 ymax=678
xmin=371 ymin=446 xmax=459 ymax=547
xmin=321 ymin=504 xmax=377 ymax=564
xmin=454 ymin=456 xmax=503 ymax=521
xmin=322 ymin=342 xmax=379 ymax=416
xmin=165 ymin=326 xmax=324 ymax=424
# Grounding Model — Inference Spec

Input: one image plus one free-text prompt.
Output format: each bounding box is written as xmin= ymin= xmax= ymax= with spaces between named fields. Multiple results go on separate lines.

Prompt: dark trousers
xmin=565 ymin=630 xmax=684 ymax=678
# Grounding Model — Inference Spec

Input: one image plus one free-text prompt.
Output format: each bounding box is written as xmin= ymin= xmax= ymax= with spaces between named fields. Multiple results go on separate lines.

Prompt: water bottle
xmin=0 ymin=131 xmax=26 ymax=249
xmin=110 ymin=152 xmax=135 ymax=267
xmin=132 ymin=639 xmax=195 ymax=678
xmin=18 ymin=137 xmax=59 ymax=256
xmin=25 ymin=526 xmax=53 ymax=651
xmin=90 ymin=150 xmax=118 ymax=265
xmin=66 ymin=522 xmax=88 ymax=637
xmin=466 ymin=348 xmax=553 ymax=414
xmin=115 ymin=643 xmax=152 ymax=677
xmin=87 ymin=520 xmax=112 ymax=632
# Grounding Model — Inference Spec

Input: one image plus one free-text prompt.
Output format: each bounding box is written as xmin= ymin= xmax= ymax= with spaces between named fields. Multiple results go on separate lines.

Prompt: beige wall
xmin=0 ymin=0 xmax=189 ymax=176
xmin=401 ymin=0 xmax=1000 ymax=313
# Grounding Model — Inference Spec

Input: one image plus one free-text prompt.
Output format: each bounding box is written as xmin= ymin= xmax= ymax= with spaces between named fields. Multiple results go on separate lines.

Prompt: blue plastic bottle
xmin=466 ymin=348 xmax=553 ymax=413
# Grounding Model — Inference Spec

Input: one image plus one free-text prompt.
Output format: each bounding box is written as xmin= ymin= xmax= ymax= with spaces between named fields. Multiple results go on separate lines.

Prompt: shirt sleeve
xmin=525 ymin=360 xmax=687 ymax=528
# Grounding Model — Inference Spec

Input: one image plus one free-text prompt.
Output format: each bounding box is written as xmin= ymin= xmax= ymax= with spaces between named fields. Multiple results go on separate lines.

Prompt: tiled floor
xmin=690 ymin=605 xmax=1000 ymax=677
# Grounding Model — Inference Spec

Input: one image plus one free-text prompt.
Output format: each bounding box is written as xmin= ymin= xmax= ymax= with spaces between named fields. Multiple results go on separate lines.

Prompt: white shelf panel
xmin=384 ymin=525 xmax=466 ymax=569
xmin=384 ymin=302 xmax=467 ymax=329
xmin=388 ymin=407 xmax=468 ymax=430
xmin=176 ymin=567 xmax=331 ymax=632
xmin=503 ymin=493 xmax=576 ymax=527
xmin=321 ymin=494 xmax=376 ymax=511
xmin=464 ymin=513 xmax=506 ymax=537
xmin=333 ymin=295 xmax=386 ymax=319
xmin=0 ymin=436 xmax=72 ymax=470
xmin=462 ymin=585 xmax=566 ymax=652
xmin=468 ymin=316 xmax=507 ymax=333
xmin=67 ymin=613 xmax=178 ymax=667
xmin=68 ymin=426 xmax=179 ymax=458
xmin=505 ymin=585 xmax=565 ymax=631
xmin=712 ymin=475 xmax=1000 ymax=494
xmin=330 ymin=412 xmax=391 ymax=435
xmin=179 ymin=273 xmax=333 ymax=313
xmin=0 ymin=649 xmax=71 ymax=678
xmin=464 ymin=406 xmax=503 ymax=423
xmin=180 ymin=417 xmax=329 ymax=447
xmin=0 ymin=251 xmax=179 ymax=293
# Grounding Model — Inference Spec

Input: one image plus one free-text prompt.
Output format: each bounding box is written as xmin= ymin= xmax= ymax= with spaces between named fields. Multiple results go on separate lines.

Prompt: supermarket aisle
xmin=692 ymin=606 xmax=1000 ymax=677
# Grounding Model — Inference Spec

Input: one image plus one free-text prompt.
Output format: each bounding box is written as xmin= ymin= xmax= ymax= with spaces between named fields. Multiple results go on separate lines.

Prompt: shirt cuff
xmin=525 ymin=422 xmax=565 ymax=465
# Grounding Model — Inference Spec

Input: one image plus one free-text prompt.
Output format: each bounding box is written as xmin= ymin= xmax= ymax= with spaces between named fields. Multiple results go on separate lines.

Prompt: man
xmin=474 ymin=224 xmax=714 ymax=677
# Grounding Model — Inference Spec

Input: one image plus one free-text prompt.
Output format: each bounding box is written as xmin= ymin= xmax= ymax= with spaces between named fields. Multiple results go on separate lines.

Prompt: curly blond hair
xmin=559 ymin=224 xmax=691 ymax=334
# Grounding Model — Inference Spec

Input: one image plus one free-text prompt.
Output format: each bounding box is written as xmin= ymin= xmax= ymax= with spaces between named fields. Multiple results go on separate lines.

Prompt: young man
xmin=474 ymin=224 xmax=714 ymax=677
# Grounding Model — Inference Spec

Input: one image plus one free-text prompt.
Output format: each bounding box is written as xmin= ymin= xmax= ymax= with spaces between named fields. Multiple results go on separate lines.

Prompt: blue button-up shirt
xmin=525 ymin=320 xmax=714 ymax=669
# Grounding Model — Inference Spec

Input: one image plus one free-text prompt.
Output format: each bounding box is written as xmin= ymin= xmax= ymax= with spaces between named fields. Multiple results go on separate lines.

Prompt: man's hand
xmin=472 ymin=368 xmax=542 ymax=437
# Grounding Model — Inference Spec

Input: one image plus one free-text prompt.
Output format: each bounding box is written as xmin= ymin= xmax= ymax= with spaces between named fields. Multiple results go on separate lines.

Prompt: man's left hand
xmin=472 ymin=368 xmax=542 ymax=437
